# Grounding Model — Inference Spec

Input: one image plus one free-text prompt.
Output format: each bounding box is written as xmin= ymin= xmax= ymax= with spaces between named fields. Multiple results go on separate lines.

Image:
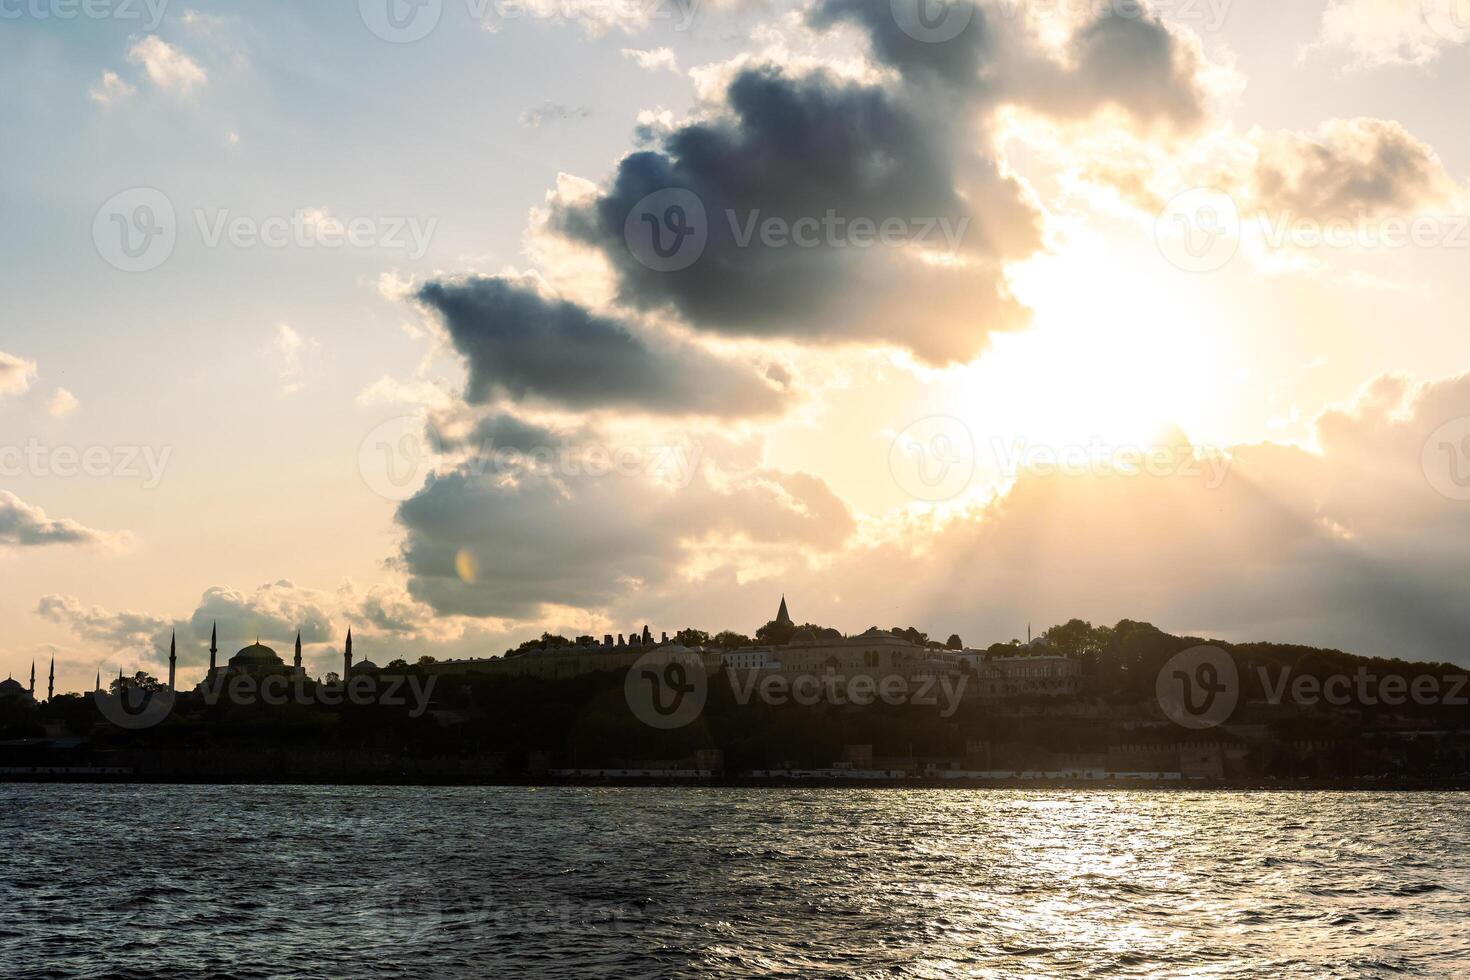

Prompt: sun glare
xmin=955 ymin=240 xmax=1235 ymax=474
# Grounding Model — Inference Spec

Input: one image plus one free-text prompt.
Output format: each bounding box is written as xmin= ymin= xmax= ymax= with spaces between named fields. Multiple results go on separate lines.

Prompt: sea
xmin=2 ymin=786 xmax=1467 ymax=978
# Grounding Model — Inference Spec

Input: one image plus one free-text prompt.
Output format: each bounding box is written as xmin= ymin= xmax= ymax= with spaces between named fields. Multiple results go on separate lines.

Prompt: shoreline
xmin=3 ymin=774 xmax=1467 ymax=791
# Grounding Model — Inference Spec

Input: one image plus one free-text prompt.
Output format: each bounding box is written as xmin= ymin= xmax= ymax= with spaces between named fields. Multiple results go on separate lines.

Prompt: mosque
xmin=193 ymin=623 xmax=371 ymax=687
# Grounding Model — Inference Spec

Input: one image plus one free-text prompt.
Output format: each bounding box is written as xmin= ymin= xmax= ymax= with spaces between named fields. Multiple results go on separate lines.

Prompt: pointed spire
xmin=343 ymin=627 xmax=354 ymax=683
xmin=209 ymin=621 xmax=218 ymax=673
xmin=29 ymin=660 xmax=35 ymax=697
xmin=48 ymin=654 xmax=54 ymax=702
xmin=776 ymin=594 xmax=792 ymax=626
xmin=168 ymin=629 xmax=177 ymax=692
xmin=294 ymin=630 xmax=303 ymax=671
xmin=95 ymin=670 xmax=101 ymax=693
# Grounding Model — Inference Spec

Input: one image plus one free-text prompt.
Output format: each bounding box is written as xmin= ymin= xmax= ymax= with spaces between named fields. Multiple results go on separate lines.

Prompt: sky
xmin=5 ymin=0 xmax=1470 ymax=691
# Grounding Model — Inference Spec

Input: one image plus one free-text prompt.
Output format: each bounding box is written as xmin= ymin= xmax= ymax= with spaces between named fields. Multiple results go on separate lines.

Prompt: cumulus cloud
xmin=397 ymin=452 xmax=855 ymax=618
xmin=89 ymin=70 xmax=136 ymax=105
xmin=37 ymin=595 xmax=171 ymax=655
xmin=0 ymin=493 xmax=119 ymax=550
xmin=47 ymin=388 xmax=80 ymax=417
xmin=550 ymin=65 xmax=1040 ymax=364
xmin=1307 ymin=0 xmax=1466 ymax=69
xmin=127 ymin=36 xmax=208 ymax=94
xmin=0 ymin=352 xmax=37 ymax=399
xmin=416 ymin=276 xmax=789 ymax=417
xmin=1253 ymin=118 xmax=1458 ymax=219
xmin=633 ymin=370 xmax=1470 ymax=665
xmin=40 ymin=580 xmax=451 ymax=668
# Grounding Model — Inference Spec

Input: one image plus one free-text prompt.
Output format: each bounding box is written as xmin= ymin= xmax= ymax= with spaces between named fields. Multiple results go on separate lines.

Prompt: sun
xmin=953 ymin=235 xmax=1237 ymax=473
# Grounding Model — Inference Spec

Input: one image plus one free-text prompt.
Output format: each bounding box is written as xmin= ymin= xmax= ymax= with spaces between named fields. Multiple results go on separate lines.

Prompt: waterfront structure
xmin=957 ymin=652 xmax=1082 ymax=697
xmin=0 ymin=675 xmax=33 ymax=704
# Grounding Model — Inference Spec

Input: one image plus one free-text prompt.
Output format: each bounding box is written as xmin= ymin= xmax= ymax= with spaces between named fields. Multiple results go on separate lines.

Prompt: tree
xmin=675 ymin=628 xmax=711 ymax=647
xmin=110 ymin=671 xmax=164 ymax=695
xmin=416 ymin=655 xmax=438 ymax=666
xmin=323 ymin=671 xmax=342 ymax=685
xmin=387 ymin=658 xmax=409 ymax=669
xmin=755 ymin=619 xmax=795 ymax=646
xmin=946 ymin=634 xmax=964 ymax=650
xmin=711 ymin=630 xmax=754 ymax=649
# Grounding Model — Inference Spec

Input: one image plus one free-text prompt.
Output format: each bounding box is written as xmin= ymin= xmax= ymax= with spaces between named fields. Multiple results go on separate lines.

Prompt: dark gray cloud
xmin=397 ymin=458 xmax=855 ymax=619
xmin=0 ymin=492 xmax=115 ymax=548
xmin=417 ymin=277 xmax=787 ymax=417
xmin=552 ymin=66 xmax=1040 ymax=364
xmin=808 ymin=0 xmax=995 ymax=89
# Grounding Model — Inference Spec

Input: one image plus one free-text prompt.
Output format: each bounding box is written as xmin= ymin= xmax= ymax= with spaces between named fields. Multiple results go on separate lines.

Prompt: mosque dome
xmin=353 ymin=660 xmax=381 ymax=673
xmin=231 ymin=642 xmax=285 ymax=667
xmin=0 ymin=677 xmax=27 ymax=697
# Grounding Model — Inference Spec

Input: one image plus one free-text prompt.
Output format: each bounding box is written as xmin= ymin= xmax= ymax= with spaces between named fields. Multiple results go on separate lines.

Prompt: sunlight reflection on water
xmin=3 ymin=786 xmax=1467 ymax=978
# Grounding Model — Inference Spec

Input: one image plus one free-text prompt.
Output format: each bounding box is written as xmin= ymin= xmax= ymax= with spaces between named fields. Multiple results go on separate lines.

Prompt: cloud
xmin=40 ymin=580 xmax=451 ymax=668
xmin=0 ymin=492 xmax=120 ymax=549
xmin=89 ymin=70 xmax=137 ymax=106
xmin=0 ymin=352 xmax=37 ymax=399
xmin=810 ymin=0 xmax=1213 ymax=128
xmin=1253 ymin=118 xmax=1458 ymax=219
xmin=621 ymin=46 xmax=680 ymax=73
xmin=1307 ymin=0 xmax=1465 ymax=69
xmin=37 ymin=595 xmax=171 ymax=656
xmin=47 ymin=388 xmax=79 ymax=418
xmin=397 ymin=452 xmax=856 ymax=619
xmin=127 ymin=36 xmax=208 ymax=94
xmin=521 ymin=102 xmax=593 ymax=128
xmin=416 ymin=276 xmax=789 ymax=417
xmin=549 ymin=65 xmax=1041 ymax=364
xmin=272 ymin=323 xmax=315 ymax=396
xmin=647 ymin=370 xmax=1470 ymax=665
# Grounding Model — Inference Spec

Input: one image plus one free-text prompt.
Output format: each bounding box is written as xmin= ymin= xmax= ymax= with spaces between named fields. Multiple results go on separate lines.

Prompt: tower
xmin=168 ymin=630 xmax=177 ymax=692
xmin=95 ymin=671 xmax=100 ymax=693
xmin=47 ymin=655 xmax=54 ymax=702
xmin=209 ymin=622 xmax=218 ymax=674
xmin=294 ymin=631 xmax=303 ymax=673
xmin=343 ymin=628 xmax=353 ymax=682
xmin=776 ymin=595 xmax=792 ymax=627
xmin=28 ymin=661 xmax=35 ymax=698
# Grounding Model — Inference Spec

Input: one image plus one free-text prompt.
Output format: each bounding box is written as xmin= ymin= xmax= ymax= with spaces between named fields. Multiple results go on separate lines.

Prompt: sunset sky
xmin=5 ymin=0 xmax=1470 ymax=690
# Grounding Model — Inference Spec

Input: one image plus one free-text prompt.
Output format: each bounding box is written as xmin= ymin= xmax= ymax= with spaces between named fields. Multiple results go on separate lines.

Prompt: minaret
xmin=209 ymin=622 xmax=218 ymax=674
xmin=343 ymin=628 xmax=353 ymax=682
xmin=47 ymin=655 xmax=54 ymax=702
xmin=95 ymin=671 xmax=100 ymax=693
xmin=294 ymin=631 xmax=303 ymax=673
xmin=28 ymin=661 xmax=35 ymax=698
xmin=168 ymin=630 xmax=177 ymax=691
